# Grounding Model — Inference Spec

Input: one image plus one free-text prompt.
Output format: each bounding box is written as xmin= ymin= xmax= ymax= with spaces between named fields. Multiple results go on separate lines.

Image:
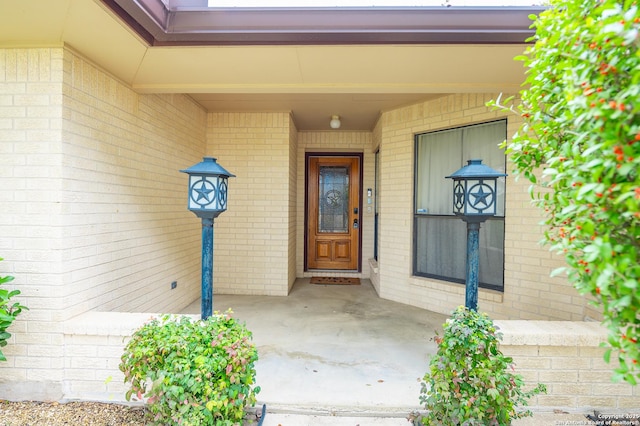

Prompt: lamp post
xmin=181 ymin=157 xmax=235 ymax=320
xmin=446 ymin=159 xmax=506 ymax=311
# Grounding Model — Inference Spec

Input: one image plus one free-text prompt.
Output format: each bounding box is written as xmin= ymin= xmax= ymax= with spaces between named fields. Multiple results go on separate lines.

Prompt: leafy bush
xmin=119 ymin=311 xmax=260 ymax=425
xmin=488 ymin=0 xmax=640 ymax=383
xmin=0 ymin=257 xmax=27 ymax=362
xmin=419 ymin=306 xmax=546 ymax=426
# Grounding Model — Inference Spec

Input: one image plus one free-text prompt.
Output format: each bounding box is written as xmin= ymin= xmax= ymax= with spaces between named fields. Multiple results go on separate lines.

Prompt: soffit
xmin=0 ymin=1 xmax=539 ymax=131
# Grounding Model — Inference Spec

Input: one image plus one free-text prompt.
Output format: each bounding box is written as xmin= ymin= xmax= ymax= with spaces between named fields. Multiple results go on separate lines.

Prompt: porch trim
xmin=101 ymin=0 xmax=545 ymax=46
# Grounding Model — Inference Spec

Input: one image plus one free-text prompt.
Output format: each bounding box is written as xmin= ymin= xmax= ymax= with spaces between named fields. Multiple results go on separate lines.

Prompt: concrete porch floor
xmin=182 ymin=278 xmax=446 ymax=417
xmin=181 ymin=278 xmax=591 ymax=425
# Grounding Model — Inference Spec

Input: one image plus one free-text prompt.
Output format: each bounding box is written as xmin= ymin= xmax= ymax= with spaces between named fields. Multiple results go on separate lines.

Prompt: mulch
xmin=0 ymin=401 xmax=145 ymax=426
xmin=0 ymin=401 xmax=266 ymax=425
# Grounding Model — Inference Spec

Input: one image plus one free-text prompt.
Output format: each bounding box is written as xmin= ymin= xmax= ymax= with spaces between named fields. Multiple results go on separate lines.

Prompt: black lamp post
xmin=446 ymin=159 xmax=506 ymax=311
xmin=181 ymin=157 xmax=235 ymax=320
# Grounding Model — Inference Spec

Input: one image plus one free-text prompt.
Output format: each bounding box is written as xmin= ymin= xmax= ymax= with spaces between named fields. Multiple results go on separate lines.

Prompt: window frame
xmin=412 ymin=119 xmax=507 ymax=292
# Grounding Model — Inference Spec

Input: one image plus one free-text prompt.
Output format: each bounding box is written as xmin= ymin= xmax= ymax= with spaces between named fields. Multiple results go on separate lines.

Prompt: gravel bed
xmin=0 ymin=401 xmax=266 ymax=425
xmin=0 ymin=401 xmax=145 ymax=426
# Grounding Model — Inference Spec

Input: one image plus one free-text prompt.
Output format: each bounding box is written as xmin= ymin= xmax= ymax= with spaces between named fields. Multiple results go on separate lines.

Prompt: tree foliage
xmin=489 ymin=0 xmax=640 ymax=384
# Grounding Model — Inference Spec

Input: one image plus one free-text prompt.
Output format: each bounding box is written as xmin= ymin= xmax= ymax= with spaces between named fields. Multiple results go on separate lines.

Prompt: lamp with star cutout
xmin=446 ymin=159 xmax=506 ymax=218
xmin=180 ymin=157 xmax=235 ymax=320
xmin=445 ymin=158 xmax=507 ymax=311
xmin=181 ymin=157 xmax=235 ymax=219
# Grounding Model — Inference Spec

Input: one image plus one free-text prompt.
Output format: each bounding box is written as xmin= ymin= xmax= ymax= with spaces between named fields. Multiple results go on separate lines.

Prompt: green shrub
xmin=0 ymin=257 xmax=27 ymax=362
xmin=119 ymin=311 xmax=260 ymax=425
xmin=419 ymin=306 xmax=546 ymax=426
xmin=488 ymin=0 xmax=640 ymax=383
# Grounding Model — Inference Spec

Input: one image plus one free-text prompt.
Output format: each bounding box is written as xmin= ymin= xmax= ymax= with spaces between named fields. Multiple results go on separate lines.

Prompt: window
xmin=413 ymin=120 xmax=507 ymax=291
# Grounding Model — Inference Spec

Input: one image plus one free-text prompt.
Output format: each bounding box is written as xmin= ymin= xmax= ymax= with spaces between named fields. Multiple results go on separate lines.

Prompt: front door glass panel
xmin=318 ymin=166 xmax=349 ymax=233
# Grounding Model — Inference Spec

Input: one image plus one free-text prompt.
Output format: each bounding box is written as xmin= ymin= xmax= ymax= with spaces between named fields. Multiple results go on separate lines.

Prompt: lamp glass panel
xmin=189 ymin=175 xmax=219 ymax=211
xmin=216 ymin=176 xmax=228 ymax=210
xmin=464 ymin=178 xmax=496 ymax=215
xmin=452 ymin=180 xmax=466 ymax=214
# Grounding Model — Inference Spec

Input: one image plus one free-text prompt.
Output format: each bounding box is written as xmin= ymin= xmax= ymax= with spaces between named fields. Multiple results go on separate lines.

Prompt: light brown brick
xmin=591 ymin=383 xmax=634 ymax=397
xmin=617 ymin=397 xmax=640 ymax=409
xmin=538 ymin=370 xmax=579 ymax=384
xmin=552 ymin=357 xmax=592 ymax=370
xmin=551 ymin=383 xmax=592 ymax=396
xmin=539 ymin=346 xmax=579 ymax=357
xmin=576 ymin=396 xmax=617 ymax=408
xmin=536 ymin=395 xmax=577 ymax=407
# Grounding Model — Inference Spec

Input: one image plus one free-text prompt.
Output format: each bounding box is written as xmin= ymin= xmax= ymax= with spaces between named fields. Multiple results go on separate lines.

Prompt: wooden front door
xmin=306 ymin=155 xmax=361 ymax=270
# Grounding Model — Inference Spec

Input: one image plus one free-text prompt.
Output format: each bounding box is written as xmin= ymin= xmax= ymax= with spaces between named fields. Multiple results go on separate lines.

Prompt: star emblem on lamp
xmin=468 ymin=182 xmax=494 ymax=212
xmin=191 ymin=178 xmax=216 ymax=206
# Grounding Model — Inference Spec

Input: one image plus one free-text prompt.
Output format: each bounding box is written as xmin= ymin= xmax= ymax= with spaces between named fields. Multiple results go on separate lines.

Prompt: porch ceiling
xmin=0 ymin=0 xmax=542 ymax=131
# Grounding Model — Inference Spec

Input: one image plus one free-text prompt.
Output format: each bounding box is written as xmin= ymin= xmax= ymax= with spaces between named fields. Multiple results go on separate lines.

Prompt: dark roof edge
xmin=101 ymin=0 xmax=546 ymax=46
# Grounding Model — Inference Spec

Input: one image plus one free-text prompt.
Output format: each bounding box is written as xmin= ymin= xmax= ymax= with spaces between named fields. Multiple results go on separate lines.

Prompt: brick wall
xmin=62 ymin=312 xmax=171 ymax=402
xmin=61 ymin=48 xmax=206 ymax=317
xmin=497 ymin=321 xmax=639 ymax=412
xmin=0 ymin=46 xmax=206 ymax=400
xmin=375 ymin=93 xmax=593 ymax=321
xmin=206 ymin=112 xmax=293 ymax=296
xmin=0 ymin=47 xmax=67 ymax=400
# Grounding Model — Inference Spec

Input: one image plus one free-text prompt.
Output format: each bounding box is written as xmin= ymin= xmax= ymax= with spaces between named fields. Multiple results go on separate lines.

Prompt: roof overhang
xmin=102 ymin=0 xmax=545 ymax=46
xmin=0 ymin=0 xmax=546 ymax=130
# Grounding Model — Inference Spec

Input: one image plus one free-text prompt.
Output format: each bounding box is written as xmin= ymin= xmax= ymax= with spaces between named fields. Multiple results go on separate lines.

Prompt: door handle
xmin=353 ymin=218 xmax=359 ymax=229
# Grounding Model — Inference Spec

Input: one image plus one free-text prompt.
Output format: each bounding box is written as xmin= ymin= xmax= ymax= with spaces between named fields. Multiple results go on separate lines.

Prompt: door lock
xmin=353 ymin=218 xmax=359 ymax=229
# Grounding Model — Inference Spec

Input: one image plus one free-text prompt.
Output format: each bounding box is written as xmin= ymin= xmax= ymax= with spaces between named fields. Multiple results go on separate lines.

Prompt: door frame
xmin=304 ymin=152 xmax=363 ymax=272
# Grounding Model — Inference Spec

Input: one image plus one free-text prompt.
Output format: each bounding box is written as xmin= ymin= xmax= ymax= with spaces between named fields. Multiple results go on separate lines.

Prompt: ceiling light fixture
xmin=330 ymin=115 xmax=341 ymax=129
